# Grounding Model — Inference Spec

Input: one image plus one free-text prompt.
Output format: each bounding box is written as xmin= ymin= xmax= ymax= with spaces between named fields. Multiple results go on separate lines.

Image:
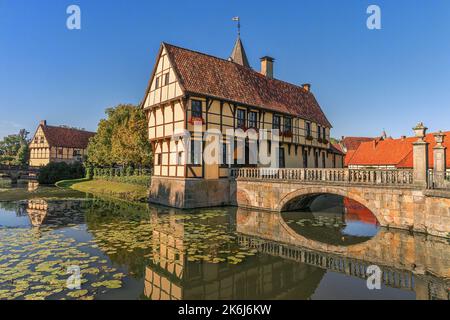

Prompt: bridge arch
xmin=276 ymin=186 xmax=383 ymax=225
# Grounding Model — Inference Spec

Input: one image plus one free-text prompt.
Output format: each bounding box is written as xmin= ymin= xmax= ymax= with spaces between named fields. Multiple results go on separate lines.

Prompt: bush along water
xmin=38 ymin=162 xmax=85 ymax=185
xmin=90 ymin=166 xmax=152 ymax=187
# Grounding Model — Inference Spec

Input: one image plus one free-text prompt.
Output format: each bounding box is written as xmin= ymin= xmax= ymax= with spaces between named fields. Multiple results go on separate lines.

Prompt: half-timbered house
xmin=29 ymin=120 xmax=95 ymax=167
xmin=142 ymin=37 xmax=343 ymax=208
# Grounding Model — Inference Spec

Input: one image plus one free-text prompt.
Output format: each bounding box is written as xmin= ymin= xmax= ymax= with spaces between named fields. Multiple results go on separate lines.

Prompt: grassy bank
xmin=0 ymin=185 xmax=85 ymax=201
xmin=59 ymin=179 xmax=149 ymax=202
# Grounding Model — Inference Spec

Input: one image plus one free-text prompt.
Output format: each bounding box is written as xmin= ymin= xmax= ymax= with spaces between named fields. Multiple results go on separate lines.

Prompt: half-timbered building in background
xmin=142 ymin=37 xmax=343 ymax=208
xmin=28 ymin=120 xmax=95 ymax=167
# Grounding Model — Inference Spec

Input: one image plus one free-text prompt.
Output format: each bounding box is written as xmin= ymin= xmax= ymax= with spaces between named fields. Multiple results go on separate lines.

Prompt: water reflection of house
xmin=27 ymin=181 xmax=39 ymax=192
xmin=27 ymin=200 xmax=49 ymax=227
xmin=343 ymin=198 xmax=378 ymax=225
xmin=144 ymin=212 xmax=324 ymax=300
xmin=26 ymin=199 xmax=85 ymax=227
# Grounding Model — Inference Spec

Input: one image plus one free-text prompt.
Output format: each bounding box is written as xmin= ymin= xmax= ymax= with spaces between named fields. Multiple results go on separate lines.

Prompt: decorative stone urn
xmin=413 ymin=122 xmax=428 ymax=141
xmin=434 ymin=131 xmax=445 ymax=147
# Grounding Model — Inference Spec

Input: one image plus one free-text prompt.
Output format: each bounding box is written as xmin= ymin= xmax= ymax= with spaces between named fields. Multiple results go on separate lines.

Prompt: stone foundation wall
xmin=149 ymin=176 xmax=232 ymax=209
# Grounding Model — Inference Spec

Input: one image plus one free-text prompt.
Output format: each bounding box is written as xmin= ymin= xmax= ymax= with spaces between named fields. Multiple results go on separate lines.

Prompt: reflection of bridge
xmin=236 ymin=209 xmax=450 ymax=300
xmin=0 ymin=165 xmax=39 ymax=183
xmin=231 ymin=168 xmax=450 ymax=237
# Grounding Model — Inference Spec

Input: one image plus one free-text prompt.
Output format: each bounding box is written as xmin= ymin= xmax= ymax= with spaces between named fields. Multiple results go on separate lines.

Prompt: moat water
xmin=0 ymin=180 xmax=449 ymax=300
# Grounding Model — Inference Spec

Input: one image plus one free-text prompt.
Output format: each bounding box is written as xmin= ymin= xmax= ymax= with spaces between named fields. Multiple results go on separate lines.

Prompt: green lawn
xmin=60 ymin=179 xmax=149 ymax=202
xmin=55 ymin=178 xmax=91 ymax=188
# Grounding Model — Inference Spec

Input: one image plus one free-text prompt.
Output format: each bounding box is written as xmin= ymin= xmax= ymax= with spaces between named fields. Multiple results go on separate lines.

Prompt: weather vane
xmin=232 ymin=16 xmax=240 ymax=36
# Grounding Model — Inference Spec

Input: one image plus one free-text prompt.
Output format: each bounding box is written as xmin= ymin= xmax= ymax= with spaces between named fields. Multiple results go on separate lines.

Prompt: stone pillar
xmin=432 ymin=131 xmax=446 ymax=187
xmin=433 ymin=131 xmax=446 ymax=173
xmin=412 ymin=122 xmax=429 ymax=187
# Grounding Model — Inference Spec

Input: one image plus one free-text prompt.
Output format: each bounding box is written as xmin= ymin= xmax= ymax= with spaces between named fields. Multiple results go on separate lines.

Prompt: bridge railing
xmin=231 ymin=168 xmax=414 ymax=186
xmin=0 ymin=164 xmax=39 ymax=171
xmin=428 ymin=171 xmax=450 ymax=190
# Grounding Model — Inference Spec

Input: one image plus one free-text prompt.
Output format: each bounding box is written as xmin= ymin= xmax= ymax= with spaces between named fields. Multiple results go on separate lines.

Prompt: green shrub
xmin=38 ymin=162 xmax=85 ymax=185
xmin=85 ymin=165 xmax=93 ymax=179
xmin=125 ymin=166 xmax=133 ymax=176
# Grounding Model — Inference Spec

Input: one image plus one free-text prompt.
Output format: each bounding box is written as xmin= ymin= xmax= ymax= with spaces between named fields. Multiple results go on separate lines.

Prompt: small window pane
xmin=249 ymin=112 xmax=258 ymax=128
xmin=284 ymin=118 xmax=292 ymax=132
xmin=273 ymin=115 xmax=280 ymax=130
xmin=237 ymin=109 xmax=246 ymax=128
xmin=191 ymin=100 xmax=202 ymax=118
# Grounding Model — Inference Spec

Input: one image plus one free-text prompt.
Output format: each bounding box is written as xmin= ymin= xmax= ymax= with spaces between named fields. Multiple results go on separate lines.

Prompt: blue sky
xmin=1 ymin=0 xmax=449 ymax=140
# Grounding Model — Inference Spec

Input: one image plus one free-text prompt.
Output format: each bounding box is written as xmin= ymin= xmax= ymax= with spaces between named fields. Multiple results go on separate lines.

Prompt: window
xmin=73 ymin=150 xmax=81 ymax=157
xmin=222 ymin=143 xmax=227 ymax=165
xmin=237 ymin=109 xmax=246 ymax=129
xmin=177 ymin=152 xmax=183 ymax=165
xmin=318 ymin=125 xmax=322 ymax=139
xmin=273 ymin=115 xmax=281 ymax=130
xmin=164 ymin=73 xmax=170 ymax=86
xmin=155 ymin=154 xmax=162 ymax=165
xmin=284 ymin=118 xmax=292 ymax=133
xmin=322 ymin=152 xmax=326 ymax=168
xmin=155 ymin=76 xmax=160 ymax=89
xmin=306 ymin=122 xmax=311 ymax=137
xmin=248 ymin=111 xmax=258 ymax=128
xmin=40 ymin=136 xmax=44 ymax=143
xmin=58 ymin=148 xmax=63 ymax=155
xmin=191 ymin=100 xmax=202 ymax=118
xmin=315 ymin=151 xmax=319 ymax=168
xmin=190 ymin=140 xmax=202 ymax=165
xmin=323 ymin=127 xmax=326 ymax=141
xmin=303 ymin=149 xmax=308 ymax=168
xmin=279 ymin=148 xmax=285 ymax=168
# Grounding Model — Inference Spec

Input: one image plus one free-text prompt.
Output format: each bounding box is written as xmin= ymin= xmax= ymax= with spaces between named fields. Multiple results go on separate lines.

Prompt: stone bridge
xmin=0 ymin=165 xmax=39 ymax=183
xmin=236 ymin=208 xmax=450 ymax=299
xmin=231 ymin=168 xmax=450 ymax=238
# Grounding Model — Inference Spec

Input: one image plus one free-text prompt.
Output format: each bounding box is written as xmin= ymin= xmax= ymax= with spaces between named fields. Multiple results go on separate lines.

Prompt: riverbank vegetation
xmin=38 ymin=162 xmax=85 ymax=185
xmin=0 ymin=129 xmax=30 ymax=165
xmin=0 ymin=184 xmax=84 ymax=201
xmin=86 ymin=104 xmax=152 ymax=168
xmin=65 ymin=179 xmax=148 ymax=202
xmin=91 ymin=167 xmax=151 ymax=187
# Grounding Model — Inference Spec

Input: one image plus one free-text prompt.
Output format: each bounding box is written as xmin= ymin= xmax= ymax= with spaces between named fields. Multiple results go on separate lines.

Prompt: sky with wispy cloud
xmin=1 ymin=0 xmax=449 ymax=139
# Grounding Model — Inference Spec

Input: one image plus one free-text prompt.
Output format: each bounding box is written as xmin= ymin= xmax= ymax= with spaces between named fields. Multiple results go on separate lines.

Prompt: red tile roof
xmin=330 ymin=143 xmax=344 ymax=155
xmin=342 ymin=137 xmax=375 ymax=151
xmin=164 ymin=43 xmax=332 ymax=128
xmin=347 ymin=132 xmax=450 ymax=169
xmin=344 ymin=149 xmax=356 ymax=167
xmin=40 ymin=125 xmax=95 ymax=149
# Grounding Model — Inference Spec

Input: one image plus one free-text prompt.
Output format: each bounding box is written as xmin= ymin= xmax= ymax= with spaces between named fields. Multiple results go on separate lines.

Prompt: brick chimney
xmin=40 ymin=120 xmax=47 ymax=126
xmin=260 ymin=56 xmax=274 ymax=79
xmin=302 ymin=83 xmax=311 ymax=92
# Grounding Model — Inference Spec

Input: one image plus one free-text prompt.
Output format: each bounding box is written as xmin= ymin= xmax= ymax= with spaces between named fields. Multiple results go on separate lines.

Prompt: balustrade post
xmin=433 ymin=131 xmax=446 ymax=188
xmin=412 ymin=122 xmax=429 ymax=188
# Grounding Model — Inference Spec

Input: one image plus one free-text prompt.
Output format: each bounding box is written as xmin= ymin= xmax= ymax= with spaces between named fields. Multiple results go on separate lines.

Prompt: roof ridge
xmin=44 ymin=124 xmax=95 ymax=134
xmin=163 ymin=42 xmax=313 ymax=95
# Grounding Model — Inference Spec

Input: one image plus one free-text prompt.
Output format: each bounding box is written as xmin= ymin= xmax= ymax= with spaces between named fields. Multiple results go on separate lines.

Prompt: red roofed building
xmin=29 ymin=120 xmax=95 ymax=166
xmin=347 ymin=131 xmax=450 ymax=170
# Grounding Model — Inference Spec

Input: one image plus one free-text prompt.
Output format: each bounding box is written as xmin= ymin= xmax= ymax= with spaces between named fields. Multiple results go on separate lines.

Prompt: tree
xmin=0 ymin=129 xmax=30 ymax=165
xmin=87 ymin=104 xmax=152 ymax=167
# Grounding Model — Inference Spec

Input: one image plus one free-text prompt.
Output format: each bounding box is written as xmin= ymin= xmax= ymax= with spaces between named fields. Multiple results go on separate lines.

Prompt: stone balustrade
xmin=231 ymin=167 xmax=414 ymax=186
xmin=428 ymin=171 xmax=450 ymax=190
